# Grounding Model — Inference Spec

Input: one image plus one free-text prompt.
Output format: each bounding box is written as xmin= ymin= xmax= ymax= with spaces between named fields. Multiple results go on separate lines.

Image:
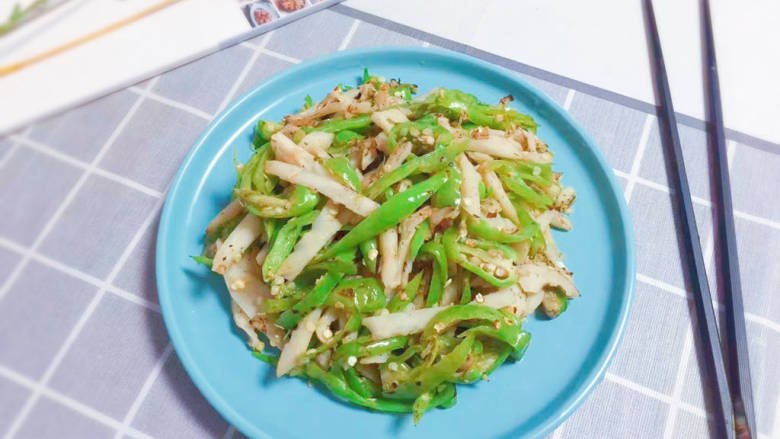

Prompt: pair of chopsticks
xmin=0 ymin=0 xmax=182 ymax=77
xmin=643 ymin=1 xmax=756 ymax=438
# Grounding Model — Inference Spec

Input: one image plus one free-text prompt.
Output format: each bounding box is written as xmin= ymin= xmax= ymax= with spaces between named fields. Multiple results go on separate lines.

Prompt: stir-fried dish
xmin=194 ymin=70 xmax=578 ymax=421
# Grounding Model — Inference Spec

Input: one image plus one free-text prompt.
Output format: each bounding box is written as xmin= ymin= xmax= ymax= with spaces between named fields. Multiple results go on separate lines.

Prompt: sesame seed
xmin=493 ymin=320 xmax=501 ymax=329
xmin=388 ymin=362 xmax=399 ymax=371
xmin=334 ymin=302 xmax=345 ymax=309
xmin=323 ymin=329 xmax=333 ymax=339
xmin=399 ymin=292 xmax=409 ymax=301
xmin=230 ymin=278 xmax=246 ymax=290
xmin=347 ymin=356 xmax=357 ymax=367
xmin=434 ymin=322 xmax=445 ymax=333
xmin=475 ymin=293 xmax=484 ymax=303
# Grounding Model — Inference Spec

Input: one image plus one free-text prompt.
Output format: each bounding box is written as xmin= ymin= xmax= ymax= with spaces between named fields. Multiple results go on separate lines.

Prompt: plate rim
xmin=156 ymin=45 xmax=636 ymax=439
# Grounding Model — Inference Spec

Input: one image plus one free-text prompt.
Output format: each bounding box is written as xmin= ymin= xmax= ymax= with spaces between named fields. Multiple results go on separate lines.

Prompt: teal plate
xmin=156 ymin=46 xmax=635 ymax=439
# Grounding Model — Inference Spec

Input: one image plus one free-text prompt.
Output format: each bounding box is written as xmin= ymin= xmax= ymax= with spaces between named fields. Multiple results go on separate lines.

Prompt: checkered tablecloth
xmin=0 ymin=5 xmax=778 ymax=439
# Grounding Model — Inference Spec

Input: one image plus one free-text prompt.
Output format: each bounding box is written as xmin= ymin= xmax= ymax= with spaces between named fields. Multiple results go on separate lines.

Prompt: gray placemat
xmin=0 ymin=6 xmax=778 ymax=439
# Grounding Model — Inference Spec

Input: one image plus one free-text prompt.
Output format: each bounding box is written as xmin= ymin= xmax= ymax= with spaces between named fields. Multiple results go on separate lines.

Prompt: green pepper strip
xmin=261 ymin=217 xmax=280 ymax=248
xmin=307 ymin=115 xmax=372 ymax=133
xmin=460 ymin=344 xmax=512 ymax=383
xmin=460 ymin=322 xmax=531 ymax=352
xmin=414 ymin=335 xmax=474 ymax=391
xmin=387 ymin=114 xmax=453 ymax=152
xmin=511 ymin=334 xmax=532 ymax=361
xmin=442 ymin=228 xmax=518 ymax=288
xmin=344 ymin=367 xmax=376 ymax=398
xmin=388 ymin=336 xmax=472 ymax=398
xmin=327 ymin=277 xmax=386 ymax=314
xmin=364 ymin=141 xmax=466 ymax=200
xmin=292 ymin=272 xmax=345 ymax=314
xmin=506 ymin=194 xmax=547 ymax=254
xmin=300 ymin=314 xmax=362 ymax=361
xmin=325 ymin=172 xmax=447 ymax=258
xmin=276 ymin=310 xmax=303 ymax=330
xmin=304 ymin=362 xmax=413 ymax=413
xmin=432 ymin=165 xmax=462 ymax=208
xmin=249 ymin=142 xmax=275 ymax=194
xmin=302 ymin=257 xmax=358 ymax=276
xmin=253 ymin=120 xmax=282 ymax=146
xmin=190 ymin=255 xmax=213 ymax=268
xmin=364 ymin=336 xmax=409 ymax=357
xmin=329 ymin=130 xmax=364 ymax=155
xmin=334 ymin=336 xmax=409 ymax=368
xmin=409 ymin=220 xmax=431 ymax=263
xmin=436 ymin=384 xmax=457 ymax=409
xmin=411 ymin=88 xmax=536 ymax=132
xmin=236 ymin=185 xmax=320 ymax=218
xmin=487 ymin=160 xmax=553 ymax=188
xmin=238 ymin=149 xmax=263 ymax=192
xmin=467 ymin=235 xmax=520 ymax=261
xmin=263 ymin=296 xmax=297 ymax=314
xmin=252 ymin=350 xmax=279 ymax=365
xmin=387 ymin=345 xmax=419 ymax=364
xmin=206 ymin=214 xmax=244 ymax=245
xmin=484 ymin=346 xmax=513 ymax=373
xmin=388 ymin=80 xmax=418 ymax=102
xmin=459 ymin=273 xmax=472 ymax=305
xmin=387 ymin=272 xmax=422 ymax=312
xmin=422 ymin=304 xmax=509 ymax=341
xmin=469 ymin=104 xmax=537 ymax=133
xmin=262 ymin=210 xmax=319 ymax=282
xmin=412 ymin=392 xmax=433 ymax=423
xmin=478 ymin=180 xmax=488 ymax=199
xmin=542 ymin=289 xmax=569 ymax=318
xmin=412 ymin=383 xmax=456 ymax=423
xmin=420 ymin=241 xmax=447 ymax=307
xmin=323 ymin=156 xmax=362 ymax=192
xmin=358 ymin=238 xmax=378 ymax=274
xmin=498 ymin=172 xmax=553 ymax=209
xmin=466 ymin=215 xmax=538 ymax=244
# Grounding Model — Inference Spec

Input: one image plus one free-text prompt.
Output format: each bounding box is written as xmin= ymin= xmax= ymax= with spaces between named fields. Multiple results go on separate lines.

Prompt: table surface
xmin=0 ymin=5 xmax=778 ymax=439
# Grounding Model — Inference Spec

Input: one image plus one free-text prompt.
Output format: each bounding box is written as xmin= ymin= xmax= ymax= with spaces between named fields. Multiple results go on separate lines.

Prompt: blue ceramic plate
xmin=156 ymin=46 xmax=635 ymax=439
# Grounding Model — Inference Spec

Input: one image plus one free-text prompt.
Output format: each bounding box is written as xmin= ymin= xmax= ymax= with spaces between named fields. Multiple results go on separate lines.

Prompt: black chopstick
xmin=701 ymin=1 xmax=757 ymax=437
xmin=642 ymin=1 xmax=735 ymax=438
